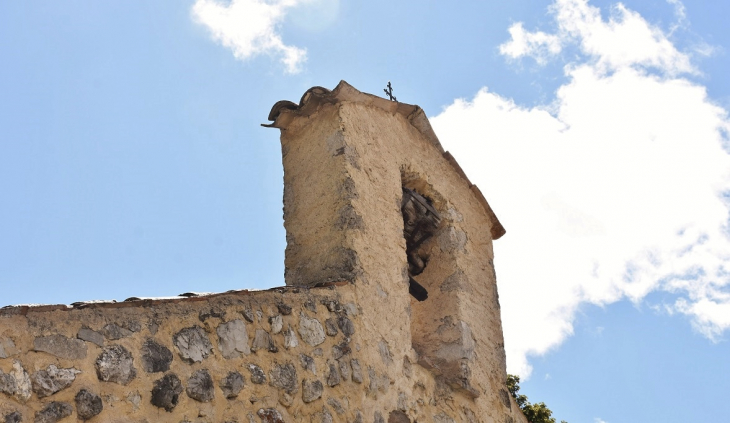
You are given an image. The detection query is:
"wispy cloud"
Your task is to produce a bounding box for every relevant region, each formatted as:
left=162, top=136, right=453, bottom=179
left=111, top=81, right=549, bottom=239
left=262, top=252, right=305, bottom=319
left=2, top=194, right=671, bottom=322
left=191, top=0, right=307, bottom=74
left=432, top=0, right=730, bottom=377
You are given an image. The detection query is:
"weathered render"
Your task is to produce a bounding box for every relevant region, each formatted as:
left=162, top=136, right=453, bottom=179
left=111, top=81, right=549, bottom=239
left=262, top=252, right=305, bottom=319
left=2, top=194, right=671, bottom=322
left=0, top=81, right=526, bottom=423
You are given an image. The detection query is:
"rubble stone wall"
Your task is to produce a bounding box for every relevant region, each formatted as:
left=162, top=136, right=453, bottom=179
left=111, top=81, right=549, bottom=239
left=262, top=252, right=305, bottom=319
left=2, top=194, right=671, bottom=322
left=1, top=283, right=525, bottom=423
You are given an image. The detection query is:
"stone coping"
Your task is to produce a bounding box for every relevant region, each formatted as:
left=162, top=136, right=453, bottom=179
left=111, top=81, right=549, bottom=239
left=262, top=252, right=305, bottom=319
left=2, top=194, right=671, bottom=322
left=0, top=282, right=349, bottom=316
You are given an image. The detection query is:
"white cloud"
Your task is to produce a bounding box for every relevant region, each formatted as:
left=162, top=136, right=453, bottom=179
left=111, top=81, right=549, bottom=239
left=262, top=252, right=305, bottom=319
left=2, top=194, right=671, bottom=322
left=432, top=0, right=730, bottom=378
left=500, top=23, right=563, bottom=65
left=499, top=0, right=694, bottom=75
left=192, top=0, right=307, bottom=74
left=595, top=418, right=609, bottom=423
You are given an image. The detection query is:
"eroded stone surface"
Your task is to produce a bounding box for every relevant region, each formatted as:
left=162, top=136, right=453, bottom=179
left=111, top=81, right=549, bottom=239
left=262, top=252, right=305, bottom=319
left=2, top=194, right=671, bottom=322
left=314, top=406, right=333, bottom=423
left=257, top=408, right=284, bottom=423
left=34, top=402, right=72, bottom=423
left=269, top=363, right=297, bottom=394
left=220, top=371, right=244, bottom=399
left=252, top=329, right=277, bottom=353
left=217, top=319, right=251, bottom=358
left=299, top=354, right=316, bottom=374
left=0, top=338, right=18, bottom=358
left=374, top=411, right=385, bottom=423
left=324, top=319, right=338, bottom=337
left=247, top=364, right=266, bottom=384
left=0, top=361, right=31, bottom=402
left=101, top=324, right=133, bottom=340
left=433, top=413, right=455, bottom=423
left=337, top=316, right=355, bottom=337
left=30, top=365, right=80, bottom=398
left=0, top=372, right=16, bottom=396
left=151, top=373, right=183, bottom=412
left=187, top=369, right=214, bottom=402
left=303, top=300, right=317, bottom=313
left=173, top=326, right=213, bottom=363
left=141, top=339, right=173, bottom=373
left=397, top=392, right=407, bottom=411
left=301, top=379, right=323, bottom=403
left=332, top=342, right=350, bottom=360
left=75, top=389, right=103, bottom=420
left=339, top=360, right=351, bottom=381
left=440, top=270, right=472, bottom=294
left=284, top=326, right=299, bottom=349
left=269, top=315, right=283, bottom=335
left=298, top=313, right=325, bottom=346
left=378, top=341, right=392, bottom=365
left=351, top=359, right=363, bottom=383
left=326, top=362, right=340, bottom=387
left=277, top=304, right=292, bottom=316
left=327, top=397, right=345, bottom=414
left=77, top=328, right=104, bottom=347
left=343, top=303, right=358, bottom=316
left=388, top=411, right=410, bottom=423
left=95, top=345, right=136, bottom=385
left=4, top=412, right=21, bottom=423
left=33, top=335, right=86, bottom=360
left=242, top=308, right=256, bottom=323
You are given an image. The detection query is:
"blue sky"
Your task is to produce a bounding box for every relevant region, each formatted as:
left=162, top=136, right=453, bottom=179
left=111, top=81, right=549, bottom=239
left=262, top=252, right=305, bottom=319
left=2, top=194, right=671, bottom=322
left=1, top=1, right=729, bottom=422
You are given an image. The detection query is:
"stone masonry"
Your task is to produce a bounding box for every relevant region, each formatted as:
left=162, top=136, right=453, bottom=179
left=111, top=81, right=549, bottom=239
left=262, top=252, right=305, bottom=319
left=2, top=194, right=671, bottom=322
left=0, top=81, right=527, bottom=423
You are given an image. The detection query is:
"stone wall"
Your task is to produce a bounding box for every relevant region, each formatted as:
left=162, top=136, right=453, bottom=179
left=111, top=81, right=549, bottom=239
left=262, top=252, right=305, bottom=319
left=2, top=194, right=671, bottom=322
left=0, top=286, right=355, bottom=422
left=1, top=283, right=525, bottom=423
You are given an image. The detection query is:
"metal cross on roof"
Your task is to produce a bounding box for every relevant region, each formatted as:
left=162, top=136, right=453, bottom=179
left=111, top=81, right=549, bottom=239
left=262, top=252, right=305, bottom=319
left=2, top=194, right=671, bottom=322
left=383, top=81, right=397, bottom=102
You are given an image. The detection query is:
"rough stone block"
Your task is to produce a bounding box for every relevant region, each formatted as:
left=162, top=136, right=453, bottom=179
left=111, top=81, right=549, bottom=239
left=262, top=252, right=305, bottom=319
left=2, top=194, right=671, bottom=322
left=75, top=389, right=103, bottom=420
left=187, top=369, right=214, bottom=402
left=298, top=313, right=325, bottom=346
left=141, top=339, right=173, bottom=373
left=257, top=408, right=284, bottom=423
left=34, top=402, right=72, bottom=423
left=299, top=353, right=316, bottom=374
left=277, top=303, right=293, bottom=315
left=101, top=324, right=133, bottom=340
left=324, top=318, right=338, bottom=336
left=30, top=365, right=80, bottom=398
left=301, top=379, right=323, bottom=403
left=0, top=338, right=18, bottom=358
left=0, top=361, right=31, bottom=402
left=151, top=373, right=183, bottom=412
left=220, top=371, right=244, bottom=399
left=217, top=319, right=251, bottom=358
left=3, top=412, right=21, bottom=423
left=173, top=326, right=213, bottom=363
left=326, top=362, right=340, bottom=387
left=33, top=335, right=87, bottom=360
left=350, top=359, right=363, bottom=383
left=337, top=316, right=355, bottom=337
left=269, top=362, right=297, bottom=394
left=77, top=327, right=104, bottom=347
left=247, top=363, right=266, bottom=384
left=95, top=345, right=136, bottom=385
left=252, top=329, right=277, bottom=353
left=269, top=315, right=283, bottom=335
left=284, top=325, right=299, bottom=349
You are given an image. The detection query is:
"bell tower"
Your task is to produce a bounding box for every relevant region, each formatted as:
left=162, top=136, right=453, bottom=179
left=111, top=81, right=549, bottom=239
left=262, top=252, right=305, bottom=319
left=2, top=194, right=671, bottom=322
left=265, top=81, right=510, bottom=409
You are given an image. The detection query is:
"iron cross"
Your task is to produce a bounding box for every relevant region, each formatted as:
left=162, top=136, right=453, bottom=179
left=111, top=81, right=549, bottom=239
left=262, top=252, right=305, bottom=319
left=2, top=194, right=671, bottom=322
left=383, top=81, right=397, bottom=102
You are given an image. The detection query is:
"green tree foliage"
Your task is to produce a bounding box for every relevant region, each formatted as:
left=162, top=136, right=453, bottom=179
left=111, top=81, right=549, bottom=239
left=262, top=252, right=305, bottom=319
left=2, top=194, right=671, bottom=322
left=506, top=375, right=567, bottom=423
